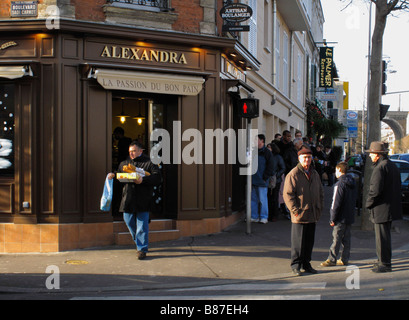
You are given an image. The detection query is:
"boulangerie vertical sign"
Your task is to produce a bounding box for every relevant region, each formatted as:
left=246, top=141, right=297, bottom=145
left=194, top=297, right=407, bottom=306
left=319, top=47, right=334, bottom=88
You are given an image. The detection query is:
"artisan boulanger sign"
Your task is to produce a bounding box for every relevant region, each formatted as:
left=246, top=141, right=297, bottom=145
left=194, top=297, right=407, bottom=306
left=100, top=45, right=188, bottom=65
left=220, top=3, right=252, bottom=32
left=319, top=47, right=334, bottom=88
left=220, top=3, right=252, bottom=22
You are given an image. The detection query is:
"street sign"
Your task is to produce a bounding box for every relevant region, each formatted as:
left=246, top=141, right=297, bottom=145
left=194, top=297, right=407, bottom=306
left=346, top=111, right=358, bottom=120
left=348, top=130, right=358, bottom=138
left=10, top=1, right=38, bottom=17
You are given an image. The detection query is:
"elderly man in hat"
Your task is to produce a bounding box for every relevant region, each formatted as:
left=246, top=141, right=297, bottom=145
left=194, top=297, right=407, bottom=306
left=365, top=141, right=402, bottom=273
left=283, top=144, right=324, bottom=276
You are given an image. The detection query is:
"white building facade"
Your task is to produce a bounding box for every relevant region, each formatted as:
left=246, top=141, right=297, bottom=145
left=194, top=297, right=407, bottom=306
left=236, top=0, right=325, bottom=142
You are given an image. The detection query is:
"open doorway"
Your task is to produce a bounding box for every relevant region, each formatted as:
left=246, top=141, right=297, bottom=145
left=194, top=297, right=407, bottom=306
left=111, top=92, right=178, bottom=220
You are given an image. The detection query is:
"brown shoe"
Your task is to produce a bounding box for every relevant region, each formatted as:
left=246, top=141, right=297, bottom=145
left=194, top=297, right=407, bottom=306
left=336, top=259, right=348, bottom=266
left=137, top=251, right=147, bottom=260
left=320, top=259, right=336, bottom=267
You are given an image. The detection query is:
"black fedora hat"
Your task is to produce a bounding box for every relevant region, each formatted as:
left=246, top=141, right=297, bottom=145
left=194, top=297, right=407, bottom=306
left=365, top=141, right=388, bottom=154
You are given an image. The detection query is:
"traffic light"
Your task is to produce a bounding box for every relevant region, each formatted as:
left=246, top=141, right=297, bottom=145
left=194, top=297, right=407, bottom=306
left=238, top=98, right=259, bottom=119
left=379, top=103, right=389, bottom=120
left=381, top=60, right=387, bottom=95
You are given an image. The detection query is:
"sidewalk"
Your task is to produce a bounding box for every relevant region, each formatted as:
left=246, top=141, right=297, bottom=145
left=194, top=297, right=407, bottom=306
left=1, top=186, right=409, bottom=296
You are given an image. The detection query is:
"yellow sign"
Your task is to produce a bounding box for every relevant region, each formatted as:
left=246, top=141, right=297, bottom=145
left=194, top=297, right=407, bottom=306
left=343, top=81, right=349, bottom=110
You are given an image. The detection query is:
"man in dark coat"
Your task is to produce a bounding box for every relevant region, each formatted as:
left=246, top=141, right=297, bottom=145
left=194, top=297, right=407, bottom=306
left=251, top=134, right=274, bottom=224
left=365, top=141, right=402, bottom=272
left=108, top=141, right=161, bottom=259
left=324, top=146, right=337, bottom=186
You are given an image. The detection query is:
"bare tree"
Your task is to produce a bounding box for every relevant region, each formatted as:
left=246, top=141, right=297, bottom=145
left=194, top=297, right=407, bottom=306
left=358, top=0, right=409, bottom=230
left=336, top=1, right=408, bottom=230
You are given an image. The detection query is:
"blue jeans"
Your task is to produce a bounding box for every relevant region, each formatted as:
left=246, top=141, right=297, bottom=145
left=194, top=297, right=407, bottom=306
left=123, top=211, right=149, bottom=252
left=251, top=186, right=268, bottom=221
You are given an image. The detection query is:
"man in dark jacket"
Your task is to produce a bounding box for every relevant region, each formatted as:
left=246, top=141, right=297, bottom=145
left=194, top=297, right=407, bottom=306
left=365, top=141, right=402, bottom=273
left=321, top=162, right=356, bottom=267
left=251, top=134, right=274, bottom=224
left=108, top=141, right=161, bottom=259
left=283, top=138, right=303, bottom=175
left=324, top=146, right=337, bottom=186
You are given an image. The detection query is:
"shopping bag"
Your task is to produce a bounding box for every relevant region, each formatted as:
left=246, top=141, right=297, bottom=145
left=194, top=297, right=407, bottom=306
left=100, top=174, right=113, bottom=212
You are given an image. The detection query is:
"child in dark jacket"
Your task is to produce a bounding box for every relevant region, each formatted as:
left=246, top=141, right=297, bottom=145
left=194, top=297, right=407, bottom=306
left=321, top=162, right=357, bottom=266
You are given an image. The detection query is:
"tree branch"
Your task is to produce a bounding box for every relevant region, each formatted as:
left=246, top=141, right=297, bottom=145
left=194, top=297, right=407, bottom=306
left=390, top=0, right=409, bottom=11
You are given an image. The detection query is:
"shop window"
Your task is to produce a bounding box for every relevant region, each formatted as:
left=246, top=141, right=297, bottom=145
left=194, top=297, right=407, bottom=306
left=106, top=0, right=173, bottom=12
left=0, top=83, right=14, bottom=177
left=104, top=0, right=177, bottom=28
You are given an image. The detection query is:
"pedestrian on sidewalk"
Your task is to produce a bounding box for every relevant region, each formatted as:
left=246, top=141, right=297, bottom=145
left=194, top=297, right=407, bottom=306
left=267, top=142, right=285, bottom=221
left=365, top=141, right=402, bottom=273
left=324, top=146, right=337, bottom=186
left=321, top=162, right=357, bottom=267
left=108, top=140, right=161, bottom=260
left=283, top=145, right=324, bottom=276
left=251, top=134, right=274, bottom=224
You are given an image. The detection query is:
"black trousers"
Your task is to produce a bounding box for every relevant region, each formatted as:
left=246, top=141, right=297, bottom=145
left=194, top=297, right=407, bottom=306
left=374, top=221, right=392, bottom=267
left=291, top=223, right=316, bottom=270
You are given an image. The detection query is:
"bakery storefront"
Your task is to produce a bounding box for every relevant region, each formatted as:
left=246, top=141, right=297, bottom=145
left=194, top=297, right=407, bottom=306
left=0, top=20, right=256, bottom=252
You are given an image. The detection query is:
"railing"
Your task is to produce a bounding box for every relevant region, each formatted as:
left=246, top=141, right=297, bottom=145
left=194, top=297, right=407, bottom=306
left=106, top=0, right=173, bottom=11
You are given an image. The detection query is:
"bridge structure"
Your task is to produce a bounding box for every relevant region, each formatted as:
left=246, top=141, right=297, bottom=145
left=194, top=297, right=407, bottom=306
left=353, top=110, right=408, bottom=154
left=383, top=111, right=408, bottom=141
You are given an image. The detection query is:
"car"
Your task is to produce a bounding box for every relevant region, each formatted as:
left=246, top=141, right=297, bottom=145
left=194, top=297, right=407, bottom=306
left=347, top=154, right=364, bottom=170
left=390, top=153, right=409, bottom=162
left=390, top=159, right=409, bottom=211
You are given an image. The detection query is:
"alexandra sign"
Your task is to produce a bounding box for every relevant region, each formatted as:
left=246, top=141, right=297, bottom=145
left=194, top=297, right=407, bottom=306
left=100, top=45, right=188, bottom=65
left=220, top=3, right=253, bottom=22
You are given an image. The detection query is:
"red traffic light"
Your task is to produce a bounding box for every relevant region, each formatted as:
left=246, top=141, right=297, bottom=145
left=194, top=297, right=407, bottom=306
left=238, top=98, right=259, bottom=118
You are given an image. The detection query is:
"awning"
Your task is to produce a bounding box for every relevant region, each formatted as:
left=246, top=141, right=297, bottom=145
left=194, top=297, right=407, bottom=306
left=0, top=66, right=33, bottom=79
left=89, top=68, right=205, bottom=96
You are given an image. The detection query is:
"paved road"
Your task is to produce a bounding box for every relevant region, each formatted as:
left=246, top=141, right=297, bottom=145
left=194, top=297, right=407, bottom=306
left=1, top=186, right=409, bottom=302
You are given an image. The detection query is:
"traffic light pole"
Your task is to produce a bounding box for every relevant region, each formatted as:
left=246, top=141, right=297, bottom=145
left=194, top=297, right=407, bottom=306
left=246, top=118, right=252, bottom=235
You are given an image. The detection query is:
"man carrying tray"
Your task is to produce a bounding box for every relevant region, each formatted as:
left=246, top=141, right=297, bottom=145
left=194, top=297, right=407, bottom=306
left=108, top=140, right=161, bottom=259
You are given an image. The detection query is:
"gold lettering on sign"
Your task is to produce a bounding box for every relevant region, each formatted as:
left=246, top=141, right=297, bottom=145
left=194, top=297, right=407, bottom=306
left=0, top=41, right=18, bottom=50
left=100, top=45, right=188, bottom=64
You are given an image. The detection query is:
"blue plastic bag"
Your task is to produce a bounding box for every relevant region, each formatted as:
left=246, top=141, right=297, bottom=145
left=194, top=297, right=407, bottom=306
left=100, top=174, right=113, bottom=212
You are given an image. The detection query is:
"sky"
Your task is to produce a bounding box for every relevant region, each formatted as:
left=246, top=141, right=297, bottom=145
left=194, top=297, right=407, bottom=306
left=321, top=0, right=409, bottom=112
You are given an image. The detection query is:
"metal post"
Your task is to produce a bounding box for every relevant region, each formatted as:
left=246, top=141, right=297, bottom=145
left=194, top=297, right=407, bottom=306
left=246, top=118, right=252, bottom=234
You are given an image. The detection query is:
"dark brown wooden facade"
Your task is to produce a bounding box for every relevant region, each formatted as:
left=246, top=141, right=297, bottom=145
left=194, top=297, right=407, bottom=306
left=0, top=20, right=253, bottom=252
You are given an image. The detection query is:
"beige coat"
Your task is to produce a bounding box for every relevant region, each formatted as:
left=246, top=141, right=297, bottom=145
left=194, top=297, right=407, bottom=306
left=283, top=163, right=324, bottom=224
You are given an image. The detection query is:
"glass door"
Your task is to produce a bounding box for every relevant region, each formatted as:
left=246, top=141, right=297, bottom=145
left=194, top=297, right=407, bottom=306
left=111, top=93, right=178, bottom=219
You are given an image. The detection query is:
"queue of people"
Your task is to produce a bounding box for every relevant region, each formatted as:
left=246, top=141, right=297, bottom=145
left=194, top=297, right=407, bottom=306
left=251, top=131, right=402, bottom=275
left=105, top=127, right=402, bottom=273
left=252, top=130, right=338, bottom=225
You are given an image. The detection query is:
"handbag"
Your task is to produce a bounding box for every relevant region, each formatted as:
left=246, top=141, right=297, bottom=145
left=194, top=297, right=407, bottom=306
left=100, top=174, right=113, bottom=212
